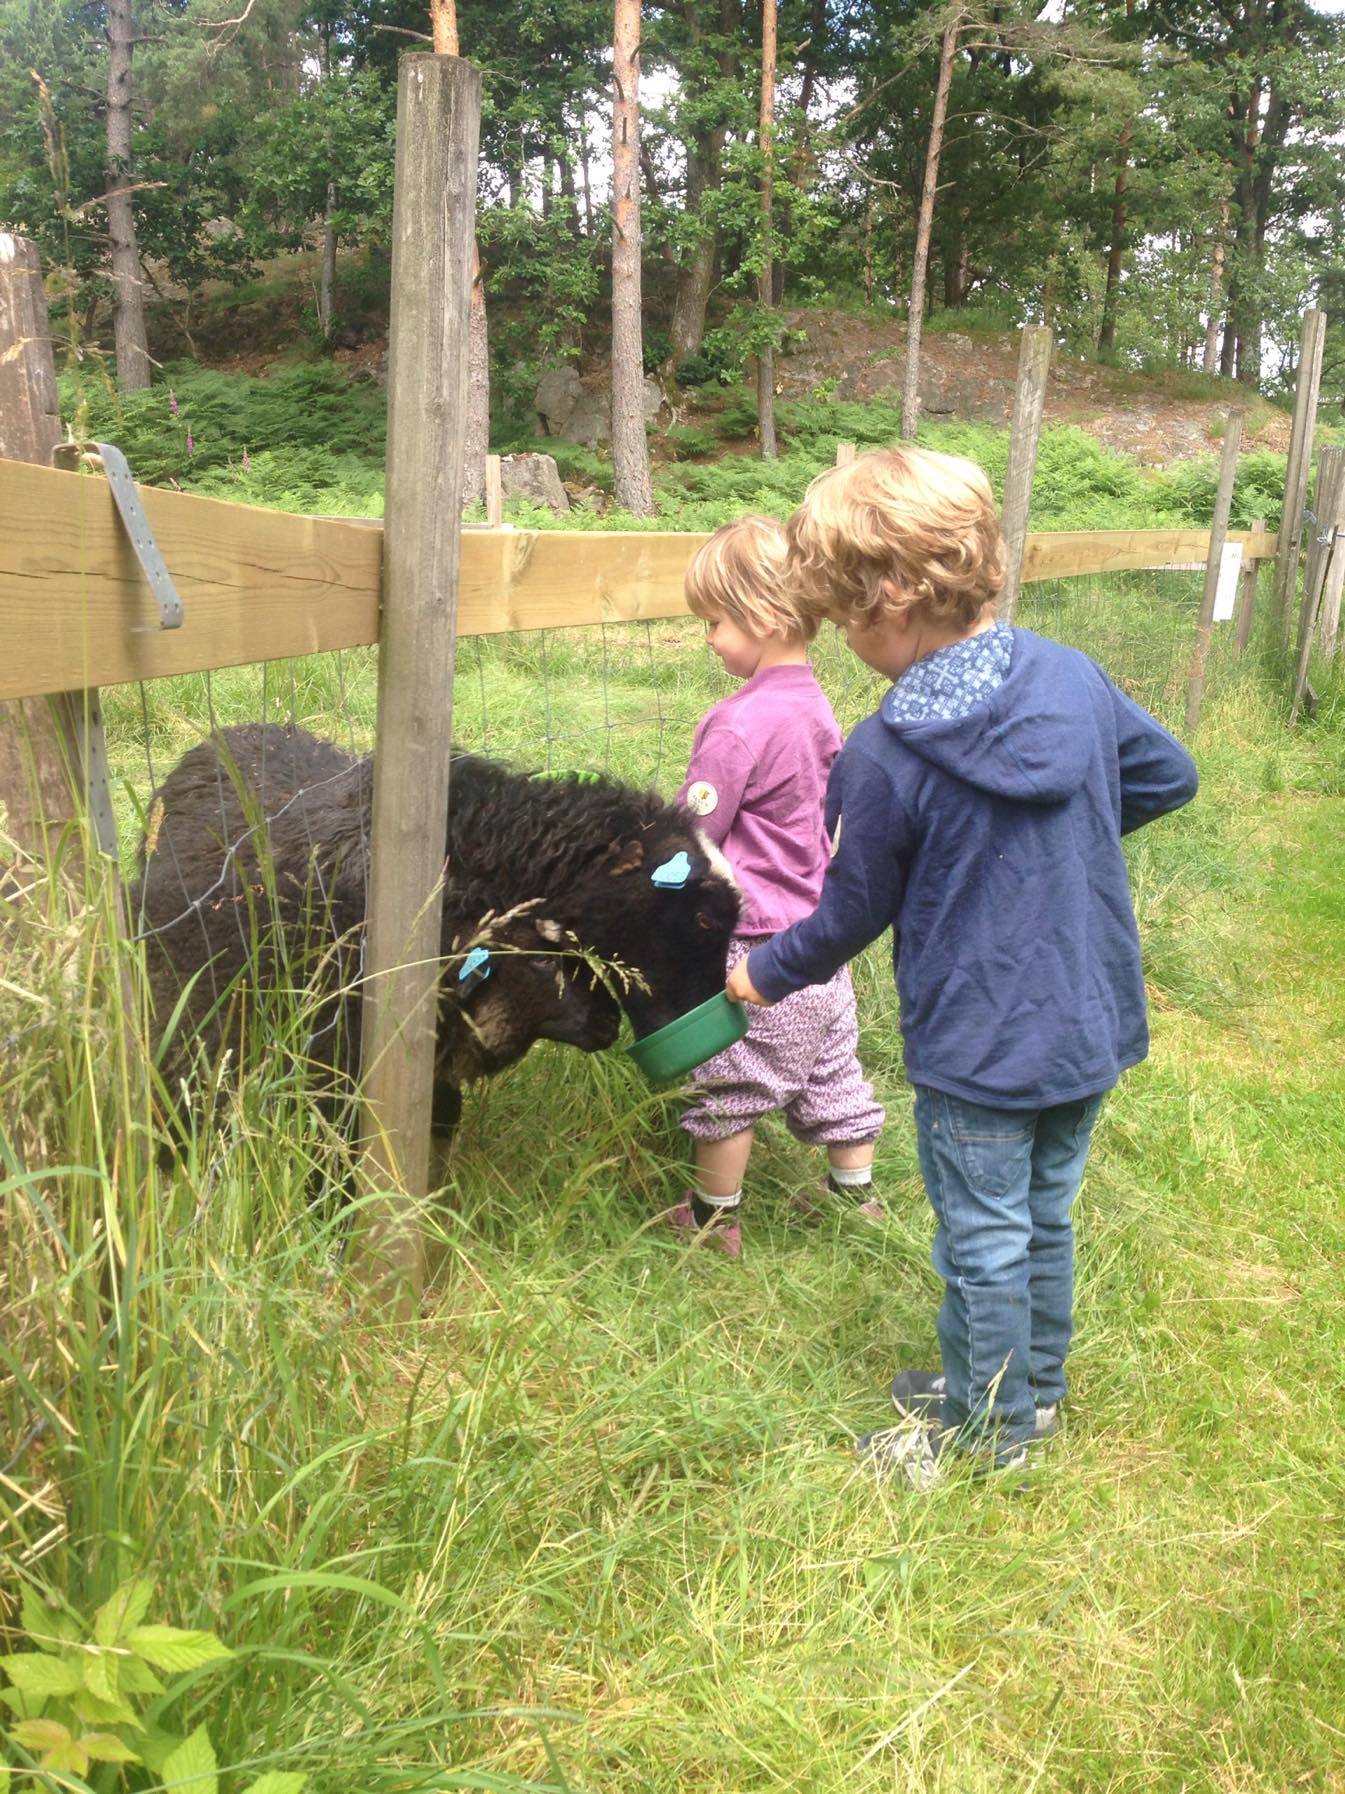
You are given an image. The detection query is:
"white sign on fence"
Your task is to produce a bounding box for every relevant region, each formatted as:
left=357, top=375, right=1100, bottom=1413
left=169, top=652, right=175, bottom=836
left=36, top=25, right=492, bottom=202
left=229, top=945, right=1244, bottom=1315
left=1212, top=541, right=1244, bottom=622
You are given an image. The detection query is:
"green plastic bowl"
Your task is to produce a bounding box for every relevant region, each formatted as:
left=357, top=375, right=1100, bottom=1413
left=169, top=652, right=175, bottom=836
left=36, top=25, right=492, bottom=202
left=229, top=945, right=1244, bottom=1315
left=625, top=990, right=750, bottom=1084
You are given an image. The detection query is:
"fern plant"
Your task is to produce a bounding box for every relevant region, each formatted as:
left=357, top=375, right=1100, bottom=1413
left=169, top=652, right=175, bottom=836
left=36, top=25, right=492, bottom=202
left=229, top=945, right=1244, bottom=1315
left=2, top=1580, right=302, bottom=1794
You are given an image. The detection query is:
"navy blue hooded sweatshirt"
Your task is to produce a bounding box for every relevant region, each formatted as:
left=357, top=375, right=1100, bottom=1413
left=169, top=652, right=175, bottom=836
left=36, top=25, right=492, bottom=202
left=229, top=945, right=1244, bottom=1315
left=746, top=627, right=1199, bottom=1109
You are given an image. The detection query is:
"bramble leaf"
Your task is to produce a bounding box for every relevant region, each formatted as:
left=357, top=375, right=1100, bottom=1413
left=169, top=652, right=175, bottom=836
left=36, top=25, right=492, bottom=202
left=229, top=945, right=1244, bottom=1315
left=21, top=1586, right=83, bottom=1654
left=120, top=1654, right=167, bottom=1695
left=70, top=1686, right=143, bottom=1728
left=1, top=1653, right=82, bottom=1698
left=126, top=1625, right=234, bottom=1674
left=81, top=1730, right=143, bottom=1763
left=42, top=1734, right=91, bottom=1774
left=94, top=1578, right=155, bottom=1646
left=12, top=1718, right=89, bottom=1774
left=0, top=1683, right=46, bottom=1720
left=10, top=1718, right=72, bottom=1753
left=83, top=1649, right=120, bottom=1704
left=139, top=1726, right=186, bottom=1773
left=161, top=1723, right=219, bottom=1794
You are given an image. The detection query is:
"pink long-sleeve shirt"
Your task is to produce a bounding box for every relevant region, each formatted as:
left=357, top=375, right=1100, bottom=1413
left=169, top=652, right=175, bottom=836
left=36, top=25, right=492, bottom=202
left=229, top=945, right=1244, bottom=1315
left=678, top=662, right=842, bottom=936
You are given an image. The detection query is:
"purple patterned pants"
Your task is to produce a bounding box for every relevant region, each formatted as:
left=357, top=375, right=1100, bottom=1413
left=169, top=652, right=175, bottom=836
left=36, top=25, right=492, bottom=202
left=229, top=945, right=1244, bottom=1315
left=681, top=938, right=886, bottom=1146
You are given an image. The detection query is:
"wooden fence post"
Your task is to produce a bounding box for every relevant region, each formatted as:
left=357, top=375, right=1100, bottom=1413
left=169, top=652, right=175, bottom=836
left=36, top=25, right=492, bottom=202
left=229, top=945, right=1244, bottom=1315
left=835, top=441, right=856, bottom=467
left=1274, top=307, right=1326, bottom=649
left=0, top=231, right=85, bottom=889
left=1184, top=407, right=1244, bottom=734
left=1289, top=445, right=1345, bottom=723
left=998, top=325, right=1053, bottom=621
left=355, top=53, right=481, bottom=1306
left=1234, top=516, right=1264, bottom=655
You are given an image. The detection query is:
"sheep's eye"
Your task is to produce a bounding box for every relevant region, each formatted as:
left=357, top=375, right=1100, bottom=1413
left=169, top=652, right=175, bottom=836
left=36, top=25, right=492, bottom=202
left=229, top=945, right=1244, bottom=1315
left=695, top=911, right=716, bottom=931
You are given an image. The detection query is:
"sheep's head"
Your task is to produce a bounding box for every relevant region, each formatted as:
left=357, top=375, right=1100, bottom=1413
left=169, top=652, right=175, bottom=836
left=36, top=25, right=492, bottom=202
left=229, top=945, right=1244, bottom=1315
left=436, top=905, right=621, bottom=1086
left=566, top=823, right=741, bottom=1038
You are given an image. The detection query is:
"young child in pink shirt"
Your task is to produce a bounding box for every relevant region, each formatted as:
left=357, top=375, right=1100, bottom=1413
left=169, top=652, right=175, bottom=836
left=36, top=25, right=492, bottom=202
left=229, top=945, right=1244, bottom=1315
left=671, top=516, right=885, bottom=1257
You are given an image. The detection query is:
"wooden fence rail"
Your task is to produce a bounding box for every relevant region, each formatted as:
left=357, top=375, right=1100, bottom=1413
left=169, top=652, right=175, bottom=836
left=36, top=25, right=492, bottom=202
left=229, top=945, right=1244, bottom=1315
left=0, top=456, right=1278, bottom=704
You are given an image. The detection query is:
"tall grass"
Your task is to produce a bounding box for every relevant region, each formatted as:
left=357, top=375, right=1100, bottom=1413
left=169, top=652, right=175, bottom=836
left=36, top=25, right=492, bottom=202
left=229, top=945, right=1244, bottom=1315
left=4, top=604, right=1345, bottom=1789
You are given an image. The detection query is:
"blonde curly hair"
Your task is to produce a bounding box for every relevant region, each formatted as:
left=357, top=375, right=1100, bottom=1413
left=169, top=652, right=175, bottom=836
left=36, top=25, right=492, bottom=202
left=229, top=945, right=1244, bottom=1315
left=785, top=447, right=1005, bottom=633
left=684, top=514, right=820, bottom=645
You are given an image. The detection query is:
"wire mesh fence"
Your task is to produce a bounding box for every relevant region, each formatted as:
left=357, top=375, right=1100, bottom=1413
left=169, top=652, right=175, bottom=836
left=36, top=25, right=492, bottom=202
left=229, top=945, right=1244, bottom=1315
left=99, top=559, right=1285, bottom=871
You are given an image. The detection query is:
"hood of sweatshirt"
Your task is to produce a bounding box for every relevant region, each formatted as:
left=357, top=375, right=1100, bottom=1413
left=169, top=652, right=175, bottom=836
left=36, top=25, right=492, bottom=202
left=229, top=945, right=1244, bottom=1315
left=880, top=626, right=1096, bottom=804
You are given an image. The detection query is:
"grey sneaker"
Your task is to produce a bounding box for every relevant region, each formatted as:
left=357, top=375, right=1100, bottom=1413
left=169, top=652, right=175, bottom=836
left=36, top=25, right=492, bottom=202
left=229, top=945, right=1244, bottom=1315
left=889, top=1370, right=1059, bottom=1440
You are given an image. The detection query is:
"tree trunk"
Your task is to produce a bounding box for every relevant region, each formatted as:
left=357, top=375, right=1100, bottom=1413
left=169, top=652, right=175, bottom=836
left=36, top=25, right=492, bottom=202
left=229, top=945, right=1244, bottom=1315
left=558, top=144, right=578, bottom=234
left=105, top=0, right=150, bottom=390
left=318, top=179, right=336, bottom=340
left=902, top=11, right=959, bottom=441
left=864, top=191, right=874, bottom=305
left=1096, top=130, right=1131, bottom=355
left=579, top=122, right=594, bottom=235
left=666, top=0, right=738, bottom=371
left=667, top=138, right=723, bottom=366
left=611, top=0, right=653, bottom=514
left=428, top=0, right=489, bottom=508
left=1202, top=196, right=1229, bottom=375
left=756, top=0, right=778, bottom=459
left=462, top=243, right=489, bottom=507
left=429, top=0, right=457, bottom=53
left=1096, top=0, right=1135, bottom=356
left=1219, top=309, right=1236, bottom=377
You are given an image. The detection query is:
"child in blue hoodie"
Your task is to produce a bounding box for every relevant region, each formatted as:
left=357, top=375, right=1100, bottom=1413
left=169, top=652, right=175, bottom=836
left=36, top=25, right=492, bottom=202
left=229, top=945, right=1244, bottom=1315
left=727, top=447, right=1198, bottom=1486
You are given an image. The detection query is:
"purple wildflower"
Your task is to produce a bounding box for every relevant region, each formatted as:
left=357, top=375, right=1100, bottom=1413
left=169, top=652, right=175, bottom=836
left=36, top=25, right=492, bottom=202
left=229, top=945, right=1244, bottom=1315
left=186, top=428, right=194, bottom=456
left=241, top=447, right=251, bottom=472
left=169, top=389, right=179, bottom=416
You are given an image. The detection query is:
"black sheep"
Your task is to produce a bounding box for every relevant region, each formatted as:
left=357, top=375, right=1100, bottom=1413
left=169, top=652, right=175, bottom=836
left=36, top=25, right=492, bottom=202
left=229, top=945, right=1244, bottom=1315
left=137, top=723, right=739, bottom=1131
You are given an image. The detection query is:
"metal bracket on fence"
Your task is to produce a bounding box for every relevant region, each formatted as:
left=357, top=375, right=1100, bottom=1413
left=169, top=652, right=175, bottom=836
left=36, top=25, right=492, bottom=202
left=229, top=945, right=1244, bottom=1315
left=52, top=440, right=184, bottom=629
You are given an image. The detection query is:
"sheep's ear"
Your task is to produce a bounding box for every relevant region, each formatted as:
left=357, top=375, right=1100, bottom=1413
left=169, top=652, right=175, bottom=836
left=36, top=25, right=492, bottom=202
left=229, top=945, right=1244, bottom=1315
left=604, top=838, right=645, bottom=877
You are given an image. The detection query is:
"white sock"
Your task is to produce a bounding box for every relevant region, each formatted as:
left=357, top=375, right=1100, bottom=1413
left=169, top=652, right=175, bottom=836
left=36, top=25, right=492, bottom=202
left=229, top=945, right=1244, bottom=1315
left=827, top=1163, right=873, bottom=1190
left=691, top=1184, right=742, bottom=1212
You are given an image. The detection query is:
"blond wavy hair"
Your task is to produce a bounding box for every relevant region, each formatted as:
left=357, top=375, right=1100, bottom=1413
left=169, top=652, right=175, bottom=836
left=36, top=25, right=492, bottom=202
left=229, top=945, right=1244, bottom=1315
left=785, top=447, right=1005, bottom=633
left=685, top=514, right=820, bottom=644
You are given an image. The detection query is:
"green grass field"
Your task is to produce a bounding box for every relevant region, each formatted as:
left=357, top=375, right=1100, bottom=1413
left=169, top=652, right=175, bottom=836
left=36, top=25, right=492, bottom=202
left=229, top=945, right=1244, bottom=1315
left=3, top=593, right=1344, bottom=1792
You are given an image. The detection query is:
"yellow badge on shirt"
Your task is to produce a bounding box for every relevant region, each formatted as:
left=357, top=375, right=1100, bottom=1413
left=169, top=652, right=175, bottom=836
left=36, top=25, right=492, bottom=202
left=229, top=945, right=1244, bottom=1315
left=686, top=780, right=719, bottom=817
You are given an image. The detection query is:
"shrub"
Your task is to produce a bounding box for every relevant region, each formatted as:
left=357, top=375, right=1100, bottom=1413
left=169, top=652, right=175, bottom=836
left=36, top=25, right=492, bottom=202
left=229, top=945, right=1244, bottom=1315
left=60, top=362, right=387, bottom=486
left=711, top=393, right=760, bottom=440
left=661, top=424, right=718, bottom=461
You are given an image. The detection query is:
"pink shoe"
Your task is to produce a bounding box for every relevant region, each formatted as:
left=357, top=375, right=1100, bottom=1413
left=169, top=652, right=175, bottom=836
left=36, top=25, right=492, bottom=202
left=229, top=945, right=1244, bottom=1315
left=791, top=1182, right=886, bottom=1225
left=667, top=1200, right=743, bottom=1258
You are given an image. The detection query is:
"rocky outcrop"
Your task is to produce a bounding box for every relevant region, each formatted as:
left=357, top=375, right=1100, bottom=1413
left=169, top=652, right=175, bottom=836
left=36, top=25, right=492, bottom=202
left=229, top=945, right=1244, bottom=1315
left=500, top=452, right=570, bottom=513
left=534, top=366, right=662, bottom=446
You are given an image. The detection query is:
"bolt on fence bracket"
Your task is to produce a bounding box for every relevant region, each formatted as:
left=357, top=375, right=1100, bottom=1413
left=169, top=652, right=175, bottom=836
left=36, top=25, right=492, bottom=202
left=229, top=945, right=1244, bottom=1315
left=52, top=440, right=185, bottom=630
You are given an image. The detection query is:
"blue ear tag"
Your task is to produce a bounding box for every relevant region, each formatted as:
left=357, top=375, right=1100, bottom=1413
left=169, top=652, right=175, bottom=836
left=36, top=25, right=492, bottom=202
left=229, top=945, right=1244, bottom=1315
left=457, top=946, right=492, bottom=993
left=650, top=850, right=692, bottom=890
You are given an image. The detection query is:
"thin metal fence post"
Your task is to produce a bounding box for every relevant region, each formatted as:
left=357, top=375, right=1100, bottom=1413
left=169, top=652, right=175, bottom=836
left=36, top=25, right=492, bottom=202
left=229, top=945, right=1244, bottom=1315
left=1184, top=407, right=1243, bottom=734
left=355, top=54, right=482, bottom=1307
left=998, top=325, right=1053, bottom=621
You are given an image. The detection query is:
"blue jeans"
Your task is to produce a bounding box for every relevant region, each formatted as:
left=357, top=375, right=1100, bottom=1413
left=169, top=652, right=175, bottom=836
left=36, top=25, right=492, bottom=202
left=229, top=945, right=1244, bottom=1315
left=913, top=1087, right=1104, bottom=1457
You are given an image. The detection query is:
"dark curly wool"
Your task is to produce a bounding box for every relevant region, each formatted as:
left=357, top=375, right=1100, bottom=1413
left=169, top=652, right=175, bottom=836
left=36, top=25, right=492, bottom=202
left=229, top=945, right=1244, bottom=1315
left=439, top=751, right=741, bottom=1035
left=137, top=724, right=739, bottom=1132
